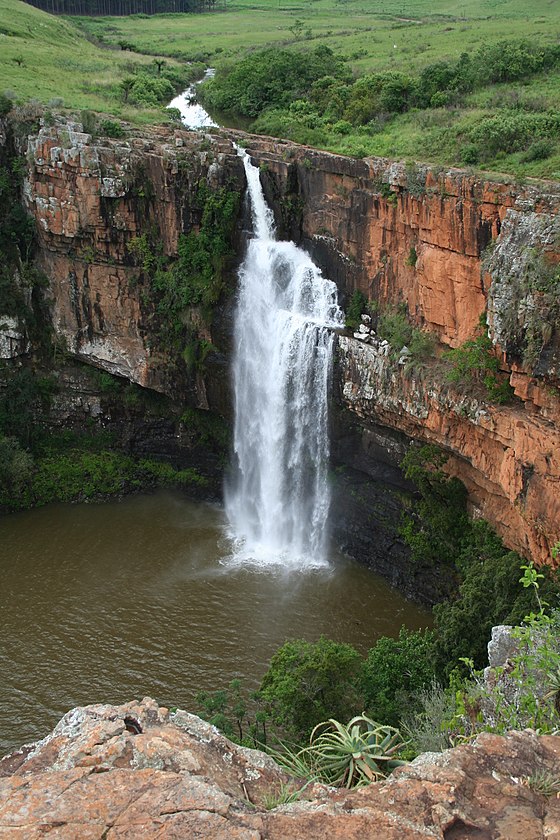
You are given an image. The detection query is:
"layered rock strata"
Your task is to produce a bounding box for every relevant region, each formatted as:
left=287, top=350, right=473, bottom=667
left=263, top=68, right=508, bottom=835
left=23, top=120, right=244, bottom=402
left=15, top=120, right=560, bottom=565
left=1, top=697, right=559, bottom=839
left=239, top=134, right=560, bottom=565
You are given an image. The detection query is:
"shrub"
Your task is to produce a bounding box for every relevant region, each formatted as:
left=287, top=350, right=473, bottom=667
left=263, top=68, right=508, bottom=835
left=362, top=627, right=436, bottom=727
left=520, top=139, right=554, bottom=163
left=128, top=74, right=175, bottom=107
left=273, top=715, right=406, bottom=788
left=399, top=444, right=469, bottom=570
left=0, top=434, right=33, bottom=506
left=99, top=119, right=125, bottom=139
left=258, top=636, right=364, bottom=740
left=465, top=111, right=560, bottom=161
left=405, top=247, right=417, bottom=268
left=378, top=304, right=413, bottom=351
left=201, top=46, right=350, bottom=119
left=345, top=289, right=368, bottom=330
left=444, top=317, right=513, bottom=403
left=80, top=109, right=96, bottom=136
left=0, top=94, right=13, bottom=117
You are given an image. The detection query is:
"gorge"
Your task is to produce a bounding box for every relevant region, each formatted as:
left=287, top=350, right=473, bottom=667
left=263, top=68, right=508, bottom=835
left=8, top=115, right=558, bottom=570
left=1, top=109, right=559, bottom=753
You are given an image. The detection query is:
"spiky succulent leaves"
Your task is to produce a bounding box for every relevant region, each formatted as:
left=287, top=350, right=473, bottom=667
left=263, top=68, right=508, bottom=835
left=309, top=714, right=406, bottom=788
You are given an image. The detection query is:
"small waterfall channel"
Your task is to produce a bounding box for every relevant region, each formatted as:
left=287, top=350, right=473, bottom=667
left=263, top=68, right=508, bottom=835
left=225, top=149, right=344, bottom=567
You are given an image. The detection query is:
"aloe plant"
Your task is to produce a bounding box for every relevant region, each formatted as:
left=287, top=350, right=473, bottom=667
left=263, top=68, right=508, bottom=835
left=270, top=714, right=407, bottom=789
left=309, top=714, right=406, bottom=788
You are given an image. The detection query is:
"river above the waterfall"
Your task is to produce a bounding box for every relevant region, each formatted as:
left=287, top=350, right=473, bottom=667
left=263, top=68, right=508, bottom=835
left=0, top=491, right=430, bottom=755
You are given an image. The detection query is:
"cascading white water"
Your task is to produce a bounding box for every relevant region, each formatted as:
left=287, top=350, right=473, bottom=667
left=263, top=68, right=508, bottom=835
left=225, top=149, right=344, bottom=567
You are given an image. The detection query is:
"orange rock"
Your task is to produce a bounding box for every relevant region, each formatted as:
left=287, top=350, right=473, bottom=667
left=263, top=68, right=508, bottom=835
left=1, top=698, right=559, bottom=839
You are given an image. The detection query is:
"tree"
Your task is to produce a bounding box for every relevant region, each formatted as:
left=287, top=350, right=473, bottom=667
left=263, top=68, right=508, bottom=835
left=362, top=627, right=436, bottom=727
left=258, top=636, right=364, bottom=740
left=120, top=77, right=135, bottom=104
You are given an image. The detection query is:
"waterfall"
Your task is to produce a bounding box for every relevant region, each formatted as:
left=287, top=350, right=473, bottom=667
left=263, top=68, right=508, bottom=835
left=225, top=149, right=343, bottom=567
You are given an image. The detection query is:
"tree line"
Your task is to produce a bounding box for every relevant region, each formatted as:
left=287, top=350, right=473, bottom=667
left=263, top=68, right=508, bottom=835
left=21, top=0, right=222, bottom=15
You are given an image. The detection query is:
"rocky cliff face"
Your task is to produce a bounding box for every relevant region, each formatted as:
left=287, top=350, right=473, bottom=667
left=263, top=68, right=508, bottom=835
left=241, top=134, right=560, bottom=566
left=14, top=119, right=560, bottom=568
left=23, top=119, right=244, bottom=405
left=1, top=697, right=559, bottom=839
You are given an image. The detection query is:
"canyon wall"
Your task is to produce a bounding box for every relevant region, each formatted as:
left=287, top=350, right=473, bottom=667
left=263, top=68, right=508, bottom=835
left=8, top=117, right=560, bottom=569
left=22, top=119, right=244, bottom=405
left=244, top=134, right=560, bottom=567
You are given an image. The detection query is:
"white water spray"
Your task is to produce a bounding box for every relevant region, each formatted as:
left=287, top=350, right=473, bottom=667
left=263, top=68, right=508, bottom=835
left=225, top=149, right=343, bottom=567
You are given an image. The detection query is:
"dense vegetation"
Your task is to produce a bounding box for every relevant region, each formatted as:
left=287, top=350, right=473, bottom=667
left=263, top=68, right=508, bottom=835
left=202, top=38, right=560, bottom=174
left=195, top=448, right=560, bottom=775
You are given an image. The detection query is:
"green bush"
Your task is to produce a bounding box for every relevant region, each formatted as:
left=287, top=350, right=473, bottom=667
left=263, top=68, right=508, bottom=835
left=345, top=289, right=368, bottom=330
left=258, top=636, right=364, bottom=740
left=377, top=304, right=413, bottom=351
left=400, top=445, right=560, bottom=677
left=0, top=94, right=13, bottom=117
left=0, top=434, right=33, bottom=506
left=80, top=109, right=96, bottom=136
left=273, top=714, right=406, bottom=788
left=128, top=183, right=240, bottom=352
left=128, top=73, right=175, bottom=107
left=0, top=368, right=55, bottom=449
left=465, top=111, right=560, bottom=161
left=400, top=444, right=469, bottom=570
left=99, top=119, right=125, bottom=139
left=444, top=315, right=513, bottom=403
left=200, top=46, right=350, bottom=119
left=362, top=628, right=436, bottom=727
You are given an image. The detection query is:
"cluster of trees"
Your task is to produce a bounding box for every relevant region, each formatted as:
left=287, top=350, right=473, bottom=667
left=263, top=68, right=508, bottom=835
left=200, top=45, right=351, bottom=119
left=21, top=0, right=223, bottom=15
left=204, top=39, right=560, bottom=161
left=207, top=40, right=560, bottom=126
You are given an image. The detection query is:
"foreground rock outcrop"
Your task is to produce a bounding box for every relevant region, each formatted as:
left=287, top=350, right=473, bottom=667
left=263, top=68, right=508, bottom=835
left=1, top=698, right=559, bottom=839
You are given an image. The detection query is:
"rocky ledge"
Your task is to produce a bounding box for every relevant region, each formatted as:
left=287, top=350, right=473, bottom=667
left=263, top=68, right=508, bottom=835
left=1, top=698, right=559, bottom=839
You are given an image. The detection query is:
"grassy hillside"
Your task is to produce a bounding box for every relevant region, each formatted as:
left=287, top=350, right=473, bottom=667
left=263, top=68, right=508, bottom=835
left=72, top=0, right=559, bottom=74
left=0, top=0, right=193, bottom=123
left=1, top=0, right=559, bottom=176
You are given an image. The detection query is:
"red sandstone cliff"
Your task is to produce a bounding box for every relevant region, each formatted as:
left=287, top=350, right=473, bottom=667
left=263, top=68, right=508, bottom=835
left=24, top=119, right=243, bottom=399
left=240, top=134, right=560, bottom=566
left=18, top=119, right=560, bottom=566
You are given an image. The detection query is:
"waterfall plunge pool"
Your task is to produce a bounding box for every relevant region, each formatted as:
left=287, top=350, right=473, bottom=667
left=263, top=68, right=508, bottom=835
left=0, top=491, right=430, bottom=755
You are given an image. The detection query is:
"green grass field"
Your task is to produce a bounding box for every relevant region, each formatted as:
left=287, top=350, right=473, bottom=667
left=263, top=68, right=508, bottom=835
left=72, top=0, right=560, bottom=75
left=0, top=0, right=189, bottom=123
left=1, top=0, right=559, bottom=176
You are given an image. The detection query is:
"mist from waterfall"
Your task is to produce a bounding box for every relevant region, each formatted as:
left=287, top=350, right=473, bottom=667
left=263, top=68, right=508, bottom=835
left=225, top=148, right=343, bottom=568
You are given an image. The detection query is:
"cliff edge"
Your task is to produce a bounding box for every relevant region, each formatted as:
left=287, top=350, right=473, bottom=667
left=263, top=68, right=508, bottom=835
left=1, top=697, right=559, bottom=839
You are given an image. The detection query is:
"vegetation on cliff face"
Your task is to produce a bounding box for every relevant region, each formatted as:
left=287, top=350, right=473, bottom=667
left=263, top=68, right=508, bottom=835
left=127, top=180, right=240, bottom=373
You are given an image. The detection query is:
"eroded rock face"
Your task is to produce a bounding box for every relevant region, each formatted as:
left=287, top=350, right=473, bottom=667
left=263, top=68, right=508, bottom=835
left=17, top=122, right=560, bottom=565
left=239, top=134, right=560, bottom=566
left=1, top=697, right=559, bottom=839
left=337, top=335, right=560, bottom=566
left=24, top=120, right=244, bottom=399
